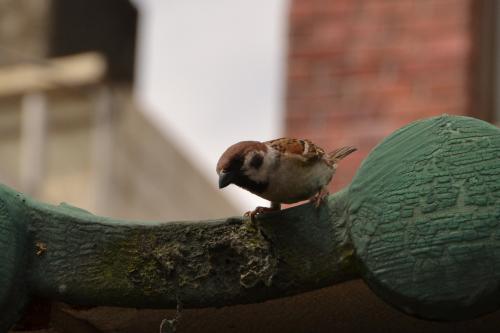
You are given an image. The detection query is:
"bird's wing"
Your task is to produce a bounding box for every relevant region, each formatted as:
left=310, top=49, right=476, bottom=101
left=327, top=146, right=357, bottom=165
left=266, top=138, right=325, bottom=163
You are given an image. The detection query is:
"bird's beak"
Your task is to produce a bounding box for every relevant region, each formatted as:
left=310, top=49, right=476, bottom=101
left=218, top=171, right=233, bottom=189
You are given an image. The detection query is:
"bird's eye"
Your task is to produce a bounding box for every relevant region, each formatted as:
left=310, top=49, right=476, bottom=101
left=249, top=154, right=263, bottom=169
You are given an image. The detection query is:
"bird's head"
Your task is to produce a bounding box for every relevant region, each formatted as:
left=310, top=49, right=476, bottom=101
left=216, top=141, right=269, bottom=191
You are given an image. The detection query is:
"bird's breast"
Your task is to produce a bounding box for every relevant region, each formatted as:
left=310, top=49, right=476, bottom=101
left=260, top=159, right=334, bottom=204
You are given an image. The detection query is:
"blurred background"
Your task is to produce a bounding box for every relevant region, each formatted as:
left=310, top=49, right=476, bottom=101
left=3, top=0, right=500, bottom=332
left=0, top=0, right=288, bottom=220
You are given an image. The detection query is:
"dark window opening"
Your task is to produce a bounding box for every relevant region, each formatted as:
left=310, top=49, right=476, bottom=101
left=49, top=0, right=138, bottom=83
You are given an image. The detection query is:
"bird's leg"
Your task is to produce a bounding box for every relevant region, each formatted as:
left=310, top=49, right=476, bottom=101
left=310, top=187, right=329, bottom=208
left=270, top=201, right=281, bottom=211
left=244, top=207, right=273, bottom=224
left=244, top=202, right=281, bottom=223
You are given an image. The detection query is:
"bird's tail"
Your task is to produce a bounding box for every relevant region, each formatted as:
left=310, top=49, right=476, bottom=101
left=327, top=146, right=357, bottom=165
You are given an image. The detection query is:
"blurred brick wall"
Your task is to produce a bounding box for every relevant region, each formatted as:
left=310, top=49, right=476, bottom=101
left=286, top=0, right=476, bottom=191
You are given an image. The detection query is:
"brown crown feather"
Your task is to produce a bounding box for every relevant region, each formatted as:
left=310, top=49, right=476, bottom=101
left=216, top=141, right=267, bottom=174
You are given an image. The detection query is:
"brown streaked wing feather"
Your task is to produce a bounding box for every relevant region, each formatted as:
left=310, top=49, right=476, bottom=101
left=302, top=139, right=325, bottom=159
left=267, top=138, right=303, bottom=154
left=266, top=138, right=324, bottom=163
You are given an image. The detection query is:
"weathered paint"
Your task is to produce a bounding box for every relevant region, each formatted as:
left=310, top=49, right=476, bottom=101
left=0, top=182, right=355, bottom=330
left=350, top=115, right=500, bottom=320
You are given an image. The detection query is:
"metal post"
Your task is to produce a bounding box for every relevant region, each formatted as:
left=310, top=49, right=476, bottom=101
left=20, top=92, right=48, bottom=197
left=92, top=85, right=115, bottom=214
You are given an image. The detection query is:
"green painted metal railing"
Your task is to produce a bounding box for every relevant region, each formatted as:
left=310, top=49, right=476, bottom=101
left=1, top=115, right=500, bottom=331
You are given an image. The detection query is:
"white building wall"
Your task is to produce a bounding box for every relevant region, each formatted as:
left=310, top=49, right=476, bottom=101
left=133, top=0, right=288, bottom=210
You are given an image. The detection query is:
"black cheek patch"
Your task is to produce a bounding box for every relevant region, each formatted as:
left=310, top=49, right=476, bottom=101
left=249, top=154, right=263, bottom=169
left=234, top=174, right=268, bottom=194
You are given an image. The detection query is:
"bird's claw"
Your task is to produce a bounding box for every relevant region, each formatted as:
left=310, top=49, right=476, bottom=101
left=244, top=206, right=277, bottom=223
left=311, top=188, right=329, bottom=208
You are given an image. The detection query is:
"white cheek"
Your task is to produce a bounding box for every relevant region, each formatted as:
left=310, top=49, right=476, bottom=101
left=245, top=166, right=268, bottom=183
left=243, top=151, right=276, bottom=183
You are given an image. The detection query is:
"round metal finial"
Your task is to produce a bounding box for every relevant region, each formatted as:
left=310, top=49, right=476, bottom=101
left=349, top=115, right=500, bottom=320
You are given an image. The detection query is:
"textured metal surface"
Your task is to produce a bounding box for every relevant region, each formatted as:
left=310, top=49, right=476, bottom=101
left=0, top=182, right=356, bottom=331
left=0, top=188, right=29, bottom=332
left=349, top=115, right=500, bottom=320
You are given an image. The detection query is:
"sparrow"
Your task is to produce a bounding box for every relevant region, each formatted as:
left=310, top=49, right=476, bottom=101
left=216, top=138, right=356, bottom=219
